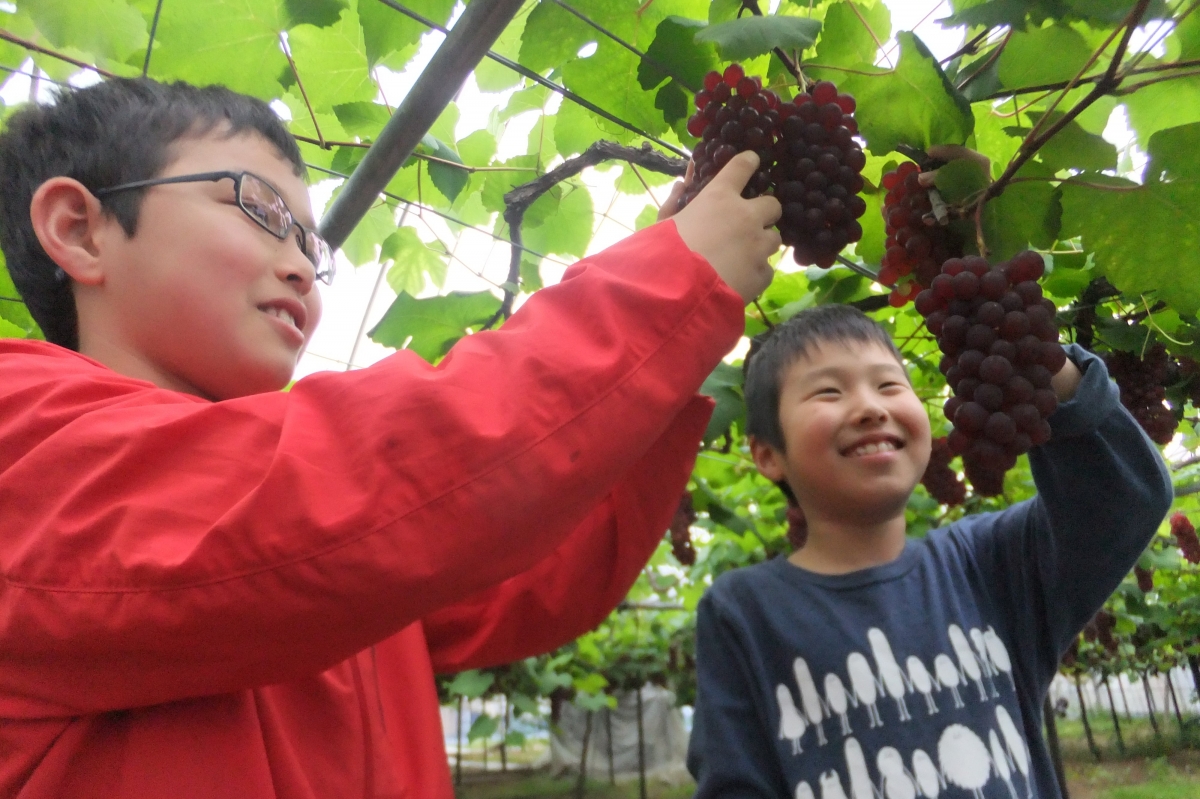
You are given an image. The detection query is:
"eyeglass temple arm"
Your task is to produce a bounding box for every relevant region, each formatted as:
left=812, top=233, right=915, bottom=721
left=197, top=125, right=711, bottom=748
left=92, top=171, right=239, bottom=198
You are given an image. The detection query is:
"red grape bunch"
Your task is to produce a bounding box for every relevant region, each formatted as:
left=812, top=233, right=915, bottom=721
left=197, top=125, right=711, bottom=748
left=920, top=436, right=966, bottom=506
left=1103, top=343, right=1178, bottom=445
left=914, top=250, right=1063, bottom=496
left=1133, top=565, right=1155, bottom=592
left=683, top=65, right=868, bottom=268
left=1171, top=512, right=1200, bottom=565
left=685, top=64, right=777, bottom=205
left=669, top=493, right=697, bottom=566
left=880, top=161, right=965, bottom=307
left=770, top=79, right=867, bottom=268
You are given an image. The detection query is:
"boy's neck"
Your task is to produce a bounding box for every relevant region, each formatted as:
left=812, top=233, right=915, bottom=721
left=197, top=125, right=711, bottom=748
left=787, top=512, right=908, bottom=575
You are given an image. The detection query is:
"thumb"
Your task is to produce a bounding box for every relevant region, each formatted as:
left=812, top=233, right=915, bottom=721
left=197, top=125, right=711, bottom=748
left=708, top=150, right=760, bottom=192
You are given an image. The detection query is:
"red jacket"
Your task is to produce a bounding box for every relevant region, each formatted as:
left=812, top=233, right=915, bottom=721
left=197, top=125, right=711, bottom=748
left=0, top=221, right=743, bottom=798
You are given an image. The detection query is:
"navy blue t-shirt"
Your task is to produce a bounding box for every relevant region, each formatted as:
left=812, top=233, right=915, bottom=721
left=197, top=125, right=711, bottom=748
left=687, top=346, right=1173, bottom=799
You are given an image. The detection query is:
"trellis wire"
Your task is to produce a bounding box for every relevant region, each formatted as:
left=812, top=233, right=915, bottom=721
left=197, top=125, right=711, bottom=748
left=372, top=0, right=688, bottom=158
left=142, top=0, right=166, bottom=78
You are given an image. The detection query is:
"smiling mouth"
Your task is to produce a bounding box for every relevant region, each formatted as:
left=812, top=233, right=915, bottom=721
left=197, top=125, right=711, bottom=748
left=845, top=439, right=904, bottom=457
left=261, top=305, right=299, bottom=330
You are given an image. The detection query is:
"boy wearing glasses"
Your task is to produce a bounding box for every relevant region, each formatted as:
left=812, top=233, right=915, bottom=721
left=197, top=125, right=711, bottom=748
left=0, top=79, right=780, bottom=798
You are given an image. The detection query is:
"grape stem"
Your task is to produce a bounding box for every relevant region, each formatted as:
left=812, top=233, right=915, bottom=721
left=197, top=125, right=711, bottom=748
left=486, top=140, right=688, bottom=329
left=739, top=0, right=803, bottom=83
left=955, top=30, right=1012, bottom=93
left=974, top=0, right=1153, bottom=231
left=0, top=28, right=118, bottom=79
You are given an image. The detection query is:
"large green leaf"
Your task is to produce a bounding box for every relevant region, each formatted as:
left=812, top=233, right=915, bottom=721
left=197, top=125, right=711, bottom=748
left=1024, top=112, right=1117, bottom=173
left=285, top=0, right=348, bottom=27
left=980, top=162, right=1061, bottom=260
left=448, top=669, right=495, bottom=698
left=694, top=15, right=821, bottom=61
left=382, top=227, right=448, bottom=296
left=23, top=0, right=148, bottom=63
left=357, top=0, right=455, bottom=66
left=1061, top=161, right=1200, bottom=315
left=339, top=200, right=397, bottom=266
left=638, top=16, right=717, bottom=93
left=562, top=39, right=669, bottom=143
left=997, top=24, right=1095, bottom=91
left=518, top=0, right=592, bottom=75
left=699, top=361, right=745, bottom=444
left=812, top=0, right=891, bottom=69
left=287, top=6, right=375, bottom=112
left=522, top=183, right=594, bottom=259
left=151, top=0, right=287, bottom=100
left=369, top=290, right=502, bottom=361
left=813, top=32, right=973, bottom=156
left=1123, top=76, right=1200, bottom=148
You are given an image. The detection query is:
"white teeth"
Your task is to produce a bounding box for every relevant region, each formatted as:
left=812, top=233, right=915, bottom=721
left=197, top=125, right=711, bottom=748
left=264, top=307, right=297, bottom=328
left=850, top=440, right=897, bottom=457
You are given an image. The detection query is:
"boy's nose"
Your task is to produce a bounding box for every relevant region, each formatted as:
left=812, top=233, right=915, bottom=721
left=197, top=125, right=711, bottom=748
left=277, top=237, right=317, bottom=294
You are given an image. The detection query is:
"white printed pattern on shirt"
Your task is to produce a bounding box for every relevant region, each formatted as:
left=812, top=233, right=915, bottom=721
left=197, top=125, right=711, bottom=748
left=776, top=625, right=1032, bottom=799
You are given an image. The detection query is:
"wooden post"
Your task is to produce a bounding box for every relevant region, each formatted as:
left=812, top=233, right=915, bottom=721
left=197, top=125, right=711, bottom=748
left=605, top=706, right=616, bottom=785
left=1075, top=674, right=1101, bottom=761
left=1117, top=674, right=1133, bottom=721
left=1104, top=676, right=1126, bottom=755
left=1167, top=667, right=1187, bottom=735
left=456, top=696, right=464, bottom=785
left=636, top=687, right=647, bottom=799
left=575, top=710, right=593, bottom=799
left=1141, top=671, right=1160, bottom=737
left=1043, top=694, right=1070, bottom=798
left=500, top=694, right=509, bottom=772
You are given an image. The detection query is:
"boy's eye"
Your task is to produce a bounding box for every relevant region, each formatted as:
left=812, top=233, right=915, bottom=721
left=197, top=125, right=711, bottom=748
left=244, top=200, right=272, bottom=226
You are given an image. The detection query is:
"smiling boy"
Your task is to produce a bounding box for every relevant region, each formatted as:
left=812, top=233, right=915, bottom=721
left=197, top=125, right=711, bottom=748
left=687, top=305, right=1172, bottom=799
left=0, top=79, right=781, bottom=798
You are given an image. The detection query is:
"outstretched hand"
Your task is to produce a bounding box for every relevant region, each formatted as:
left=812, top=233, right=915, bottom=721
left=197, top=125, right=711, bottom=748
left=668, top=152, right=781, bottom=303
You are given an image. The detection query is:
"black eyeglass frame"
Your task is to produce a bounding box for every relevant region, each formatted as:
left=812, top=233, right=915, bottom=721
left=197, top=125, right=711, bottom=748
left=91, top=170, right=335, bottom=285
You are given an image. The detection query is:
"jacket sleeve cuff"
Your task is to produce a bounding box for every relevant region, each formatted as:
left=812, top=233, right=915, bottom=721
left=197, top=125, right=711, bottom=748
left=1046, top=344, right=1121, bottom=439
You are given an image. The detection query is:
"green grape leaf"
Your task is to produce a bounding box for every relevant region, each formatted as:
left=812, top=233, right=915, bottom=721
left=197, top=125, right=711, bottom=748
left=1061, top=164, right=1200, bottom=315
left=699, top=361, right=745, bottom=444
left=511, top=692, right=540, bottom=717
left=151, top=0, right=287, bottom=100
left=369, top=290, right=502, bottom=361
left=457, top=130, right=497, bottom=167
left=554, top=101, right=609, bottom=157
left=517, top=0, right=591, bottom=75
left=638, top=16, right=717, bottom=93
left=339, top=199, right=396, bottom=266
left=997, top=24, right=1094, bottom=91
left=284, top=0, right=349, bottom=27
left=1146, top=121, right=1200, bottom=182
left=635, top=204, right=660, bottom=230
left=1023, top=112, right=1117, bottom=173
left=939, top=0, right=1038, bottom=29
left=981, top=162, right=1061, bottom=260
left=333, top=101, right=391, bottom=139
left=504, top=730, right=527, bottom=747
left=0, top=317, right=27, bottom=340
left=357, top=0, right=455, bottom=66
left=420, top=134, right=468, bottom=203
left=466, top=714, right=498, bottom=742
left=287, top=6, right=375, bottom=112
left=694, top=15, right=821, bottom=61
left=448, top=669, right=495, bottom=698
left=562, top=40, right=668, bottom=143
left=473, top=11, right=526, bottom=92
left=23, top=0, right=148, bottom=63
left=382, top=227, right=448, bottom=295
left=813, top=0, right=891, bottom=69
left=813, top=32, right=973, bottom=156
left=522, top=184, right=594, bottom=259
left=1123, top=77, right=1200, bottom=149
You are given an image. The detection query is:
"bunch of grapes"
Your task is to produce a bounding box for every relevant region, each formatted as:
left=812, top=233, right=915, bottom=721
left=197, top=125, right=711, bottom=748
left=1083, top=609, right=1119, bottom=655
left=879, top=161, right=965, bottom=307
left=1171, top=512, right=1200, bottom=565
left=920, top=436, right=966, bottom=506
left=914, top=250, right=1063, bottom=496
left=684, top=65, right=867, bottom=268
left=1104, top=344, right=1178, bottom=445
left=669, top=493, right=697, bottom=566
left=1133, top=565, right=1155, bottom=593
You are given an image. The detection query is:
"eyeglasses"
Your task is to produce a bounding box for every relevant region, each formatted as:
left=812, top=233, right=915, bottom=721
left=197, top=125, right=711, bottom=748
left=92, top=170, right=335, bottom=285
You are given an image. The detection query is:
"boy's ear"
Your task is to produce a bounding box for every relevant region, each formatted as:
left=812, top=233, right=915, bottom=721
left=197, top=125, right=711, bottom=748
left=29, top=177, right=111, bottom=286
left=748, top=435, right=787, bottom=482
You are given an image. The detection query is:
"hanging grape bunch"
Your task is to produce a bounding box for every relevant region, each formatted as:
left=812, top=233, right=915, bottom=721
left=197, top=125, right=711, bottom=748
left=920, top=436, right=966, bottom=506
left=1133, top=565, right=1154, bottom=592
left=683, top=65, right=867, bottom=268
left=914, top=250, right=1063, bottom=496
left=1103, top=343, right=1178, bottom=445
left=669, top=492, right=697, bottom=566
left=879, top=161, right=965, bottom=308
left=1171, top=512, right=1200, bottom=565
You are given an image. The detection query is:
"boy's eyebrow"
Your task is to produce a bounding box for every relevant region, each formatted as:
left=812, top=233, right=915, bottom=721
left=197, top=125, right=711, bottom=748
left=795, top=361, right=907, bottom=383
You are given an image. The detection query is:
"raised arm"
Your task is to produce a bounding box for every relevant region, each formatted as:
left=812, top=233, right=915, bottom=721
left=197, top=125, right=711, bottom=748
left=0, top=220, right=743, bottom=716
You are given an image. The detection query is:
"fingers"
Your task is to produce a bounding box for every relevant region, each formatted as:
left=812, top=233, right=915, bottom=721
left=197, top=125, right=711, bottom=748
left=658, top=181, right=687, bottom=222
left=708, top=150, right=760, bottom=191
left=748, top=194, right=782, bottom=227
left=684, top=159, right=695, bottom=187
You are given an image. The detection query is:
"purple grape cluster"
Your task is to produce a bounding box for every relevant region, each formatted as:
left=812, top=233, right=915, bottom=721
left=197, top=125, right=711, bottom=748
left=915, top=251, right=1064, bottom=496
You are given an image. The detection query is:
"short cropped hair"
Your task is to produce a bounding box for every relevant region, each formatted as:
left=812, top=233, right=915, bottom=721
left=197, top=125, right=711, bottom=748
left=0, top=78, right=304, bottom=350
left=745, top=304, right=905, bottom=451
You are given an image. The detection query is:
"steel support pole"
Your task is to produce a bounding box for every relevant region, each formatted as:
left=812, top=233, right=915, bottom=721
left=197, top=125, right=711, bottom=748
left=318, top=0, right=526, bottom=249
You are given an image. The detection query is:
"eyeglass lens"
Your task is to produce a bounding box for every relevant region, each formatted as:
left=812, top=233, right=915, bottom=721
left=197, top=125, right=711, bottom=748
left=237, top=174, right=335, bottom=285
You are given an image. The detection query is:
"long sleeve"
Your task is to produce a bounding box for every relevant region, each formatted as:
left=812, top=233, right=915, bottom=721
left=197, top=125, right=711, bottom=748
left=687, top=591, right=788, bottom=799
left=0, top=220, right=744, bottom=717
left=422, top=394, right=712, bottom=674
left=960, top=344, right=1174, bottom=687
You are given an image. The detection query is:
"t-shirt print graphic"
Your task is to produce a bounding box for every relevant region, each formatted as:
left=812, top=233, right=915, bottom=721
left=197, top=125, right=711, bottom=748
left=774, top=626, right=1034, bottom=799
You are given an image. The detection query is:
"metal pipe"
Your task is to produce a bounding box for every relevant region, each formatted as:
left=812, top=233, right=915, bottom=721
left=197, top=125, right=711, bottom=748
left=318, top=0, right=526, bottom=249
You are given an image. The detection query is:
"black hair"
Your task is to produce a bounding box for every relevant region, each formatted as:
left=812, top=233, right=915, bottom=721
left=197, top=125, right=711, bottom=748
left=0, top=78, right=305, bottom=350
left=744, top=304, right=905, bottom=453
